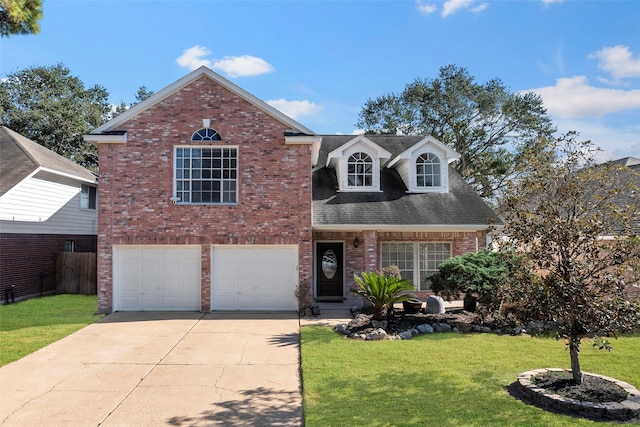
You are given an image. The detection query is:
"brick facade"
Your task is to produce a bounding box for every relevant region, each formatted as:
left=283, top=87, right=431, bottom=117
left=313, top=230, right=487, bottom=302
left=96, top=76, right=313, bottom=313
left=0, top=233, right=96, bottom=301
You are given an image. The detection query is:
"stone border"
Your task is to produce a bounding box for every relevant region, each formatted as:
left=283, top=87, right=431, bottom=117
left=516, top=368, right=640, bottom=421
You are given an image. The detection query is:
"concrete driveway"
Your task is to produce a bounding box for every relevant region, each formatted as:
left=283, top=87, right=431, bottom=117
left=0, top=312, right=302, bottom=426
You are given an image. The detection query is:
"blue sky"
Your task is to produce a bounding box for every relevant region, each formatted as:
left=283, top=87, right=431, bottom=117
left=1, top=0, right=639, bottom=161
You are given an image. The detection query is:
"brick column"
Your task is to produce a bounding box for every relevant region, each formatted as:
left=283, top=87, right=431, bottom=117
left=362, top=230, right=378, bottom=272
left=200, top=244, right=211, bottom=312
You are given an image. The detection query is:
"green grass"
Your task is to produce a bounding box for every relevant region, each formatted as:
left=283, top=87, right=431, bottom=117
left=0, top=294, right=103, bottom=366
left=301, top=326, right=640, bottom=427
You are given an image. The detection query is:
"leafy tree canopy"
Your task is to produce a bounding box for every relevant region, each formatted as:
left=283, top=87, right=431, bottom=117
left=496, top=132, right=640, bottom=383
left=0, top=0, right=43, bottom=37
left=111, top=85, right=155, bottom=119
left=356, top=65, right=555, bottom=198
left=0, top=63, right=111, bottom=172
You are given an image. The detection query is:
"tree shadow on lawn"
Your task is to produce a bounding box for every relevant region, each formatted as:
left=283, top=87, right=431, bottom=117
left=304, top=364, right=574, bottom=426
left=166, top=387, right=302, bottom=426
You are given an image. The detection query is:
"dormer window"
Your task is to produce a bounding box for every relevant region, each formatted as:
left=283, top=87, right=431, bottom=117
left=386, top=136, right=460, bottom=193
left=416, top=152, right=441, bottom=187
left=347, top=152, right=373, bottom=187
left=326, top=136, right=391, bottom=192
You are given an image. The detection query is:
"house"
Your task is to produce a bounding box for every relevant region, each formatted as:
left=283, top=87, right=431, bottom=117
left=84, top=67, right=500, bottom=313
left=0, top=127, right=98, bottom=301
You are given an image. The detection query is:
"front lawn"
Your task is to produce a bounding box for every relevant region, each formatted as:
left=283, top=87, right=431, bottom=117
left=0, top=294, right=103, bottom=366
left=301, top=326, right=640, bottom=426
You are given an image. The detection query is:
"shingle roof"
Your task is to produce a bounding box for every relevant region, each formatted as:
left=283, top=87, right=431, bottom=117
left=0, top=127, right=96, bottom=196
left=313, top=135, right=501, bottom=228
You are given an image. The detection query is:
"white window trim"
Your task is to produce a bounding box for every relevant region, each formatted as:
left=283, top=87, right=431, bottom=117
left=80, top=184, right=97, bottom=210
left=410, top=151, right=446, bottom=193
left=380, top=241, right=452, bottom=291
left=173, top=145, right=239, bottom=205
left=339, top=146, right=381, bottom=192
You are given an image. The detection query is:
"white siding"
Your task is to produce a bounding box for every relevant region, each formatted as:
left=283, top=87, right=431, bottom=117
left=396, top=159, right=411, bottom=189
left=0, top=170, right=97, bottom=235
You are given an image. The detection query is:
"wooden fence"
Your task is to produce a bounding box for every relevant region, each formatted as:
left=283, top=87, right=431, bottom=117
left=56, top=252, right=97, bottom=295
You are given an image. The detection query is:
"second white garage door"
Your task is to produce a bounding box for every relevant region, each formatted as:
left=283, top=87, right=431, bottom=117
left=211, top=245, right=298, bottom=311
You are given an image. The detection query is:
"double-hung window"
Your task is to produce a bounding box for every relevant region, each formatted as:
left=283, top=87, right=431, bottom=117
left=80, top=184, right=96, bottom=209
left=175, top=146, right=238, bottom=204
left=381, top=242, right=451, bottom=291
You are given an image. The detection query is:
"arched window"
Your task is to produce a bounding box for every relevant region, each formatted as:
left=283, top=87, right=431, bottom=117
left=416, top=152, right=441, bottom=187
left=347, top=152, right=373, bottom=187
left=191, top=128, right=221, bottom=141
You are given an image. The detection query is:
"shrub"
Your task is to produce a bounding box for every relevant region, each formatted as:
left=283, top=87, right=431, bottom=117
left=429, top=250, right=516, bottom=311
left=353, top=270, right=414, bottom=320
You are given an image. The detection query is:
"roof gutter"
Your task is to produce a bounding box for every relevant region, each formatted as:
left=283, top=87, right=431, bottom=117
left=312, top=224, right=496, bottom=233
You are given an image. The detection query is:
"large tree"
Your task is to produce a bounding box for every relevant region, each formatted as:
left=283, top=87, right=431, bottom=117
left=0, top=63, right=110, bottom=172
left=496, top=132, right=640, bottom=384
left=0, top=0, right=43, bottom=36
left=356, top=65, right=555, bottom=198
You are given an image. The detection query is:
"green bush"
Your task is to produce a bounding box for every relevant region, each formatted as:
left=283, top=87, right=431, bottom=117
left=354, top=270, right=414, bottom=320
left=429, top=250, right=517, bottom=310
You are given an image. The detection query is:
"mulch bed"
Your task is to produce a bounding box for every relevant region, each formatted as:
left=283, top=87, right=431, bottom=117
left=534, top=371, right=629, bottom=403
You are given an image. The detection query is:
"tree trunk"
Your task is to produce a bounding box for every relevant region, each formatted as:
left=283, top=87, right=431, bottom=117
left=569, top=338, right=583, bottom=384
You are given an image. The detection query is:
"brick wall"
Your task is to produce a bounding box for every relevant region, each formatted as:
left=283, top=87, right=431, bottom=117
left=97, top=75, right=313, bottom=313
left=0, top=233, right=96, bottom=301
left=313, top=230, right=485, bottom=301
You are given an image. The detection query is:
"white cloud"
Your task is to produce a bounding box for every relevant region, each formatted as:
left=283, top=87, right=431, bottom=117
left=442, top=0, right=474, bottom=17
left=553, top=117, right=640, bottom=162
left=529, top=75, right=640, bottom=118
left=176, top=45, right=212, bottom=71
left=176, top=46, right=274, bottom=77
left=470, top=3, right=489, bottom=13
left=267, top=99, right=320, bottom=120
left=416, top=0, right=437, bottom=15
left=542, top=0, right=564, bottom=5
left=212, top=55, right=275, bottom=78
left=588, top=45, right=640, bottom=83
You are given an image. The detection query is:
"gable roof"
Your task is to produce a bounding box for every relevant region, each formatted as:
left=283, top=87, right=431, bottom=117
left=387, top=135, right=460, bottom=168
left=0, top=127, right=96, bottom=196
left=313, top=135, right=501, bottom=230
left=88, top=66, right=316, bottom=137
left=325, top=135, right=392, bottom=168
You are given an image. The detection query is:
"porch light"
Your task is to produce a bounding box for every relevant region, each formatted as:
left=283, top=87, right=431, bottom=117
left=354, top=237, right=359, bottom=248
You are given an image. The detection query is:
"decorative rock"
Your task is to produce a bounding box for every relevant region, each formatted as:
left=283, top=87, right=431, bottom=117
left=348, top=314, right=370, bottom=328
left=371, top=320, right=388, bottom=329
left=480, top=326, right=492, bottom=333
left=426, top=296, right=446, bottom=314
left=433, top=323, right=452, bottom=332
left=453, top=322, right=473, bottom=333
left=366, top=328, right=388, bottom=340
left=398, top=330, right=413, bottom=340
left=334, top=323, right=349, bottom=335
left=417, top=323, right=434, bottom=334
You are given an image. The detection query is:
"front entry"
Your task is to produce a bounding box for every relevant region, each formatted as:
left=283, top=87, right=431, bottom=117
left=315, top=242, right=344, bottom=300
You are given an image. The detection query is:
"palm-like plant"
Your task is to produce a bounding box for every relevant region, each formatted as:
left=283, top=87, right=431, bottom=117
left=354, top=271, right=415, bottom=320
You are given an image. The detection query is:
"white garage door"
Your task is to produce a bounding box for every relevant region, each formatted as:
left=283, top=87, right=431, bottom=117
left=114, top=245, right=201, bottom=311
left=211, top=245, right=298, bottom=311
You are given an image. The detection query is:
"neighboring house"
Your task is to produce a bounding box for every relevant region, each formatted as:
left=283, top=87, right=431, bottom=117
left=608, top=157, right=640, bottom=236
left=0, top=127, right=98, bottom=301
left=84, top=66, right=500, bottom=313
left=602, top=156, right=640, bottom=300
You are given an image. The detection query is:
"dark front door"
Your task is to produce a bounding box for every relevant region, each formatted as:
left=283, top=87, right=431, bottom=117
left=316, top=242, right=344, bottom=300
